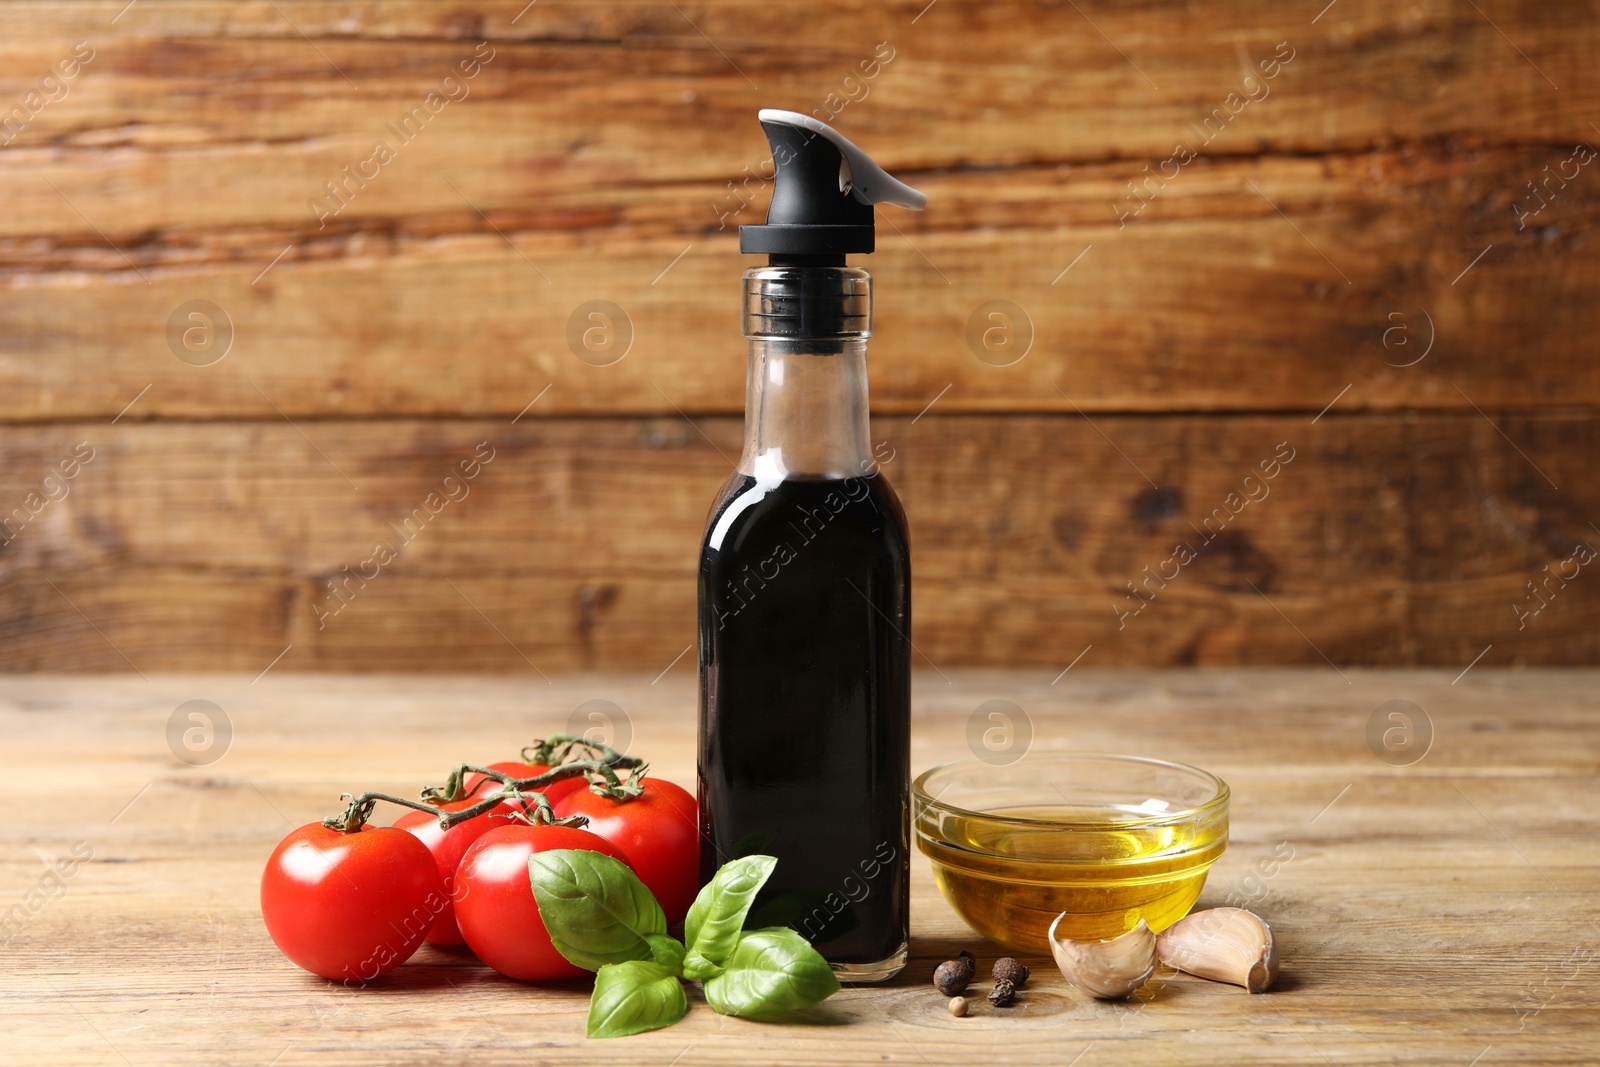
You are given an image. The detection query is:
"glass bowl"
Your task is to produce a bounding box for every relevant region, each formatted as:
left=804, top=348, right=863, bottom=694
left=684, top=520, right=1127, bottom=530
left=913, top=753, right=1229, bottom=952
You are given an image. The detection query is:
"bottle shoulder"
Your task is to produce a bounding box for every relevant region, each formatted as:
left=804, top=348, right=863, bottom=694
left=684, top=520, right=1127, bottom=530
left=701, top=470, right=907, bottom=556
left=704, top=471, right=758, bottom=535
left=862, top=467, right=906, bottom=524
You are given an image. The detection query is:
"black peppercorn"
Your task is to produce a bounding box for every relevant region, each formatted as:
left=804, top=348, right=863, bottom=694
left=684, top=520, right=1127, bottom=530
left=992, top=957, right=1030, bottom=986
left=988, top=977, right=1017, bottom=1007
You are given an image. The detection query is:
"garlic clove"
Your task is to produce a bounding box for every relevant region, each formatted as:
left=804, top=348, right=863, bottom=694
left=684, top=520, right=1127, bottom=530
left=1047, top=914, right=1157, bottom=999
left=1155, top=907, right=1278, bottom=993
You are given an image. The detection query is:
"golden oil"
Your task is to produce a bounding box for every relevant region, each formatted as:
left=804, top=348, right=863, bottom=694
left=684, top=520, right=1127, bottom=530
left=918, top=803, right=1228, bottom=952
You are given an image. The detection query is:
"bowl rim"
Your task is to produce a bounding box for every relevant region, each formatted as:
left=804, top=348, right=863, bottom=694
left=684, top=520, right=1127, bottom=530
left=912, top=752, right=1230, bottom=830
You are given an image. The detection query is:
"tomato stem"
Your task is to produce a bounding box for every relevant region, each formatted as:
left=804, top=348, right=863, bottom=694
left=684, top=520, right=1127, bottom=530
left=524, top=735, right=651, bottom=802
left=322, top=743, right=648, bottom=833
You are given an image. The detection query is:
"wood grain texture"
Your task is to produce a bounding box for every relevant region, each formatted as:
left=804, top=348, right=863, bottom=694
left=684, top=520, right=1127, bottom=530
left=1, top=412, right=1595, bottom=671
left=0, top=670, right=1595, bottom=1066
left=0, top=2, right=1595, bottom=417
left=1, top=1, right=1595, bottom=670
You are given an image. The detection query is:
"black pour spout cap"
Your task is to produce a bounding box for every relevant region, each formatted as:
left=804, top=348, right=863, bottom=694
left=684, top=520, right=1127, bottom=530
left=739, top=109, right=926, bottom=261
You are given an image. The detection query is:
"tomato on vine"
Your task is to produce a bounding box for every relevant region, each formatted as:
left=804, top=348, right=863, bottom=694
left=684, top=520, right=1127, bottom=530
left=260, top=823, right=444, bottom=983
left=454, top=824, right=631, bottom=980
left=392, top=799, right=508, bottom=945
left=259, top=735, right=649, bottom=981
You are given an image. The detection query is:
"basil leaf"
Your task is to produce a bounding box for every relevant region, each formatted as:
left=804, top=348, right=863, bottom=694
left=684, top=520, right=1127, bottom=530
left=702, top=927, right=841, bottom=1017
left=681, top=954, right=722, bottom=981
left=528, top=849, right=667, bottom=971
left=586, top=960, right=688, bottom=1039
left=644, top=933, right=686, bottom=977
left=682, top=854, right=777, bottom=979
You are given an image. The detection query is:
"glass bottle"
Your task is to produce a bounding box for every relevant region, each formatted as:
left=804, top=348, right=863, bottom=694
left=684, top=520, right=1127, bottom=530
left=697, top=264, right=911, bottom=982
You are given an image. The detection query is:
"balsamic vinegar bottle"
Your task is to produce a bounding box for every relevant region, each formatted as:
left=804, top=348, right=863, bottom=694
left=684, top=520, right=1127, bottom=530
left=697, top=110, right=926, bottom=982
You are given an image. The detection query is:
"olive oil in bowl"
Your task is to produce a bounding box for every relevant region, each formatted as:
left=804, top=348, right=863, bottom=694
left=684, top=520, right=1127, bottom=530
left=913, top=756, right=1229, bottom=952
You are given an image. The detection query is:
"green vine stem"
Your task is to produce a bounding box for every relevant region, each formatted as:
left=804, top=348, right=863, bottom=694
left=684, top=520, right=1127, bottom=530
left=322, top=739, right=648, bottom=834
left=522, top=734, right=650, bottom=802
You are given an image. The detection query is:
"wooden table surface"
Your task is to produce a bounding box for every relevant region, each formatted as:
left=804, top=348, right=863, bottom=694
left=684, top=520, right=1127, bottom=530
left=1, top=670, right=1594, bottom=1066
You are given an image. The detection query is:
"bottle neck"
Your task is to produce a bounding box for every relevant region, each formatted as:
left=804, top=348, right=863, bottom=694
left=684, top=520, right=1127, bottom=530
left=739, top=266, right=873, bottom=481
left=738, top=337, right=872, bottom=480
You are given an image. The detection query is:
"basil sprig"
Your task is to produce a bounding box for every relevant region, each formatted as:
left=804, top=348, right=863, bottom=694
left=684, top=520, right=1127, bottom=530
left=529, top=849, right=840, bottom=1038
left=682, top=854, right=776, bottom=980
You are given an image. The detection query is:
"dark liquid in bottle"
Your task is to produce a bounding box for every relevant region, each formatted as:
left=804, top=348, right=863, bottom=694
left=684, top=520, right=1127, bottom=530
left=698, top=471, right=910, bottom=967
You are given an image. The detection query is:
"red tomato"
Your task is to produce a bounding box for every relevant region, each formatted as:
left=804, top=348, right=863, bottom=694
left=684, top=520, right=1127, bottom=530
left=392, top=800, right=511, bottom=945
left=463, top=760, right=583, bottom=809
left=454, top=823, right=630, bottom=980
left=261, top=822, right=444, bottom=984
left=554, top=778, right=700, bottom=926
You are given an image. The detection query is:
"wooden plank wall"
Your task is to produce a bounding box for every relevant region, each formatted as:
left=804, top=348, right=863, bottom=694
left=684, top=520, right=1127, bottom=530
left=0, top=1, right=1596, bottom=672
